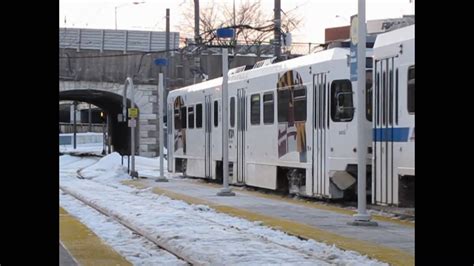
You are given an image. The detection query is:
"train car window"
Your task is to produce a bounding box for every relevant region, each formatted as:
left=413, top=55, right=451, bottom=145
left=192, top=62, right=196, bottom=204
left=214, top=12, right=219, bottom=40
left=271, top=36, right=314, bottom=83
left=251, top=94, right=261, bottom=125
left=389, top=69, right=393, bottom=125
left=331, top=80, right=354, bottom=122
left=366, top=70, right=373, bottom=122
left=263, top=92, right=274, bottom=124
left=293, top=86, right=307, bottom=122
left=327, top=82, right=330, bottom=129
left=230, top=97, right=235, bottom=128
left=214, top=100, right=218, bottom=127
left=366, top=57, right=373, bottom=69
left=181, top=106, right=187, bottom=128
left=196, top=104, right=203, bottom=128
left=382, top=71, right=386, bottom=126
left=376, top=72, right=380, bottom=126
left=277, top=89, right=290, bottom=122
left=188, top=106, right=194, bottom=129
left=407, top=65, right=415, bottom=114
left=174, top=108, right=180, bottom=130
left=396, top=69, right=399, bottom=124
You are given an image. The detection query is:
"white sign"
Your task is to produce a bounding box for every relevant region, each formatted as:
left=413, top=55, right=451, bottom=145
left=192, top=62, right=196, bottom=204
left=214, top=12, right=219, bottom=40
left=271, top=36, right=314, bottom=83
left=128, top=119, right=136, bottom=128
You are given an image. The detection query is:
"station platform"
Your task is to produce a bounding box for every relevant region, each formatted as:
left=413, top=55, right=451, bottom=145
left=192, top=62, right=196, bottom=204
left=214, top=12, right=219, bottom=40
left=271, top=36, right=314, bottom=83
left=124, top=177, right=415, bottom=266
left=59, top=207, right=131, bottom=266
left=60, top=243, right=77, bottom=266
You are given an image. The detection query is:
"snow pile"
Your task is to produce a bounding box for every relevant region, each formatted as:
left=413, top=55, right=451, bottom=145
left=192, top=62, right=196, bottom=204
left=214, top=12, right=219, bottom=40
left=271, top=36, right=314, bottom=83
left=78, top=152, right=169, bottom=180
left=80, top=152, right=129, bottom=181
left=133, top=155, right=168, bottom=178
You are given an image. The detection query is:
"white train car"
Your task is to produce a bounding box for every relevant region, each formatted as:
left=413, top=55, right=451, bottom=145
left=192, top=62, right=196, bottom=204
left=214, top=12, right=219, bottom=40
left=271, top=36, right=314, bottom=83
left=371, top=24, right=414, bottom=206
left=168, top=47, right=373, bottom=199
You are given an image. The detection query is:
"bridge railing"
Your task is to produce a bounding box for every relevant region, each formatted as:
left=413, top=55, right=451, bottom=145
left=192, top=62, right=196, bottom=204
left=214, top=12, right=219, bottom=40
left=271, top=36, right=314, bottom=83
left=59, top=123, right=105, bottom=134
left=59, top=28, right=179, bottom=53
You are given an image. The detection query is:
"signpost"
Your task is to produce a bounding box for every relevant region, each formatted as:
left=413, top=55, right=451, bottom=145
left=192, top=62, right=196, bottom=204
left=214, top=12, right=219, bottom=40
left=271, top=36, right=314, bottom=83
left=216, top=28, right=235, bottom=196
left=123, top=77, right=139, bottom=179
left=154, top=59, right=168, bottom=182
left=128, top=108, right=138, bottom=118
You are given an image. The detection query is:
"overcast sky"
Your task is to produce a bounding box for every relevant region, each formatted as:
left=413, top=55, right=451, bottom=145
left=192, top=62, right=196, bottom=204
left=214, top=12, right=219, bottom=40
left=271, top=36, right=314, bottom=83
left=59, top=0, right=414, bottom=44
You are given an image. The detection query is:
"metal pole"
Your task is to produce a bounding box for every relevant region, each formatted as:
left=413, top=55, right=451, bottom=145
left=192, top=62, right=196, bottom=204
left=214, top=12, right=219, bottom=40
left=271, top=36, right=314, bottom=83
left=165, top=8, right=170, bottom=89
left=102, top=120, right=106, bottom=155
left=156, top=73, right=168, bottom=182
left=165, top=8, right=170, bottom=99
left=194, top=0, right=201, bottom=85
left=194, top=0, right=200, bottom=45
left=124, top=77, right=138, bottom=178
left=217, top=48, right=235, bottom=196
left=88, top=103, right=92, bottom=132
left=350, top=0, right=377, bottom=226
left=106, top=114, right=111, bottom=154
left=232, top=0, right=236, bottom=47
left=115, top=6, right=117, bottom=30
left=274, top=0, right=281, bottom=59
left=73, top=101, right=77, bottom=149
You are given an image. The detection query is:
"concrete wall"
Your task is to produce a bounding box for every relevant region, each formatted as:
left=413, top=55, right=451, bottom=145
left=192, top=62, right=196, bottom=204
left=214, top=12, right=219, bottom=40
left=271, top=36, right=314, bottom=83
left=60, top=48, right=271, bottom=89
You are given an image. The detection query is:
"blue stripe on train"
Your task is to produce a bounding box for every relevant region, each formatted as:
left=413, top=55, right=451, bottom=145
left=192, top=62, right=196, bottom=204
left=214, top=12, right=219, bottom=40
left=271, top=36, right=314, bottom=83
left=373, top=127, right=410, bottom=142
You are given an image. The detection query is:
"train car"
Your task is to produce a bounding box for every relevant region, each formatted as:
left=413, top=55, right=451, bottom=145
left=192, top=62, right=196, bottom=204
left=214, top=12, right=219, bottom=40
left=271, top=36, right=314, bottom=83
left=371, top=24, right=414, bottom=206
left=167, top=47, right=373, bottom=200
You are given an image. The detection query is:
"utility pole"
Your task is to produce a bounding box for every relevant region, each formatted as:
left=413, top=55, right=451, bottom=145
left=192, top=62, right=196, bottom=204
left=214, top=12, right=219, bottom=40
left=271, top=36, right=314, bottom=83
left=165, top=8, right=170, bottom=113
left=194, top=0, right=200, bottom=45
left=232, top=0, right=236, bottom=48
left=194, top=0, right=201, bottom=84
left=233, top=0, right=236, bottom=27
left=274, top=0, right=281, bottom=59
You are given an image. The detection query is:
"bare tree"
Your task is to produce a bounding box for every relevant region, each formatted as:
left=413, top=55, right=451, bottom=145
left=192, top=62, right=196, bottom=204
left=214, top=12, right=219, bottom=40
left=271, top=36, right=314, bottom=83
left=178, top=0, right=303, bottom=51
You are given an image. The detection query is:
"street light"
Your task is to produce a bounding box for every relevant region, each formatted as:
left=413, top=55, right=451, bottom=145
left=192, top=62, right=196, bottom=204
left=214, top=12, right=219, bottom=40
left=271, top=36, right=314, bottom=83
left=115, top=1, right=146, bottom=30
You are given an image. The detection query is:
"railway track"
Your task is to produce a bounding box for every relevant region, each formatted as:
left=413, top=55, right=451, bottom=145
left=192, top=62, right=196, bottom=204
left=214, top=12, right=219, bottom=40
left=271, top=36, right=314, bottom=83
left=60, top=186, right=194, bottom=265
left=60, top=155, right=342, bottom=265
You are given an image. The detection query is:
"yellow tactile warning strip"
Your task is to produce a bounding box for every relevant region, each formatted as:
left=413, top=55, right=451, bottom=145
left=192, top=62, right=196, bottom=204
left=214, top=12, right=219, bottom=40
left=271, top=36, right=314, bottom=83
left=122, top=180, right=414, bottom=266
left=181, top=180, right=415, bottom=228
left=60, top=207, right=132, bottom=266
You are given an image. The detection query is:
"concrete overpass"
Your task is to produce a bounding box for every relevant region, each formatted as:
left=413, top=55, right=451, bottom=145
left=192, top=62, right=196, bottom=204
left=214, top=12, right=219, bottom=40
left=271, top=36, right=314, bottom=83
left=59, top=27, right=273, bottom=157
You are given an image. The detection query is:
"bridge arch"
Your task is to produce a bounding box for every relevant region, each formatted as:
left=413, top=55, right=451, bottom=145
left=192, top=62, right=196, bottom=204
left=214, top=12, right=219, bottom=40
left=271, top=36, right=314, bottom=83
left=59, top=81, right=159, bottom=157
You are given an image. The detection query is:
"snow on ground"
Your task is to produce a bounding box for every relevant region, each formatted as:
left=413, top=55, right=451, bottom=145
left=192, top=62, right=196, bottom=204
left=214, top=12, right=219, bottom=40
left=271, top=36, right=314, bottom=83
left=60, top=190, right=187, bottom=266
left=60, top=153, right=387, bottom=266
left=59, top=155, right=100, bottom=175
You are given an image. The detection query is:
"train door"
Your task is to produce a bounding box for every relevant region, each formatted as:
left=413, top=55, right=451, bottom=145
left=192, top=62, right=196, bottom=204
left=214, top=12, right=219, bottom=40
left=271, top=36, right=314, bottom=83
left=204, top=95, right=212, bottom=178
left=167, top=103, right=173, bottom=172
left=312, top=73, right=329, bottom=196
left=236, top=88, right=246, bottom=183
left=373, top=56, right=396, bottom=205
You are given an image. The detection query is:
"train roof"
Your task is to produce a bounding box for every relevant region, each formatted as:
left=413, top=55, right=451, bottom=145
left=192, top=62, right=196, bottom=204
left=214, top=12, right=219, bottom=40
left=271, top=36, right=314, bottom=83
left=374, top=24, right=414, bottom=50
left=169, top=47, right=349, bottom=96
